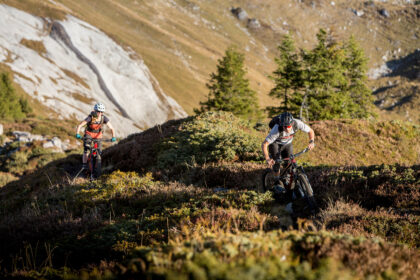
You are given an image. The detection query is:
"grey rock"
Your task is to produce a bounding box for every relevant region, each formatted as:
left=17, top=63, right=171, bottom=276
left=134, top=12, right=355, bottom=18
left=350, top=8, right=364, bottom=16
left=231, top=7, right=248, bottom=21
left=43, top=141, right=55, bottom=149
left=51, top=136, right=62, bottom=148
left=247, top=18, right=261, bottom=29
left=30, top=134, right=45, bottom=141
left=13, top=131, right=31, bottom=139
left=379, top=8, right=390, bottom=18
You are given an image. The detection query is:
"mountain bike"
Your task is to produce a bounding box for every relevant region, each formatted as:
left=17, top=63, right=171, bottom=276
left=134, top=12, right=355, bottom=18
left=75, top=137, right=114, bottom=180
left=261, top=148, right=317, bottom=214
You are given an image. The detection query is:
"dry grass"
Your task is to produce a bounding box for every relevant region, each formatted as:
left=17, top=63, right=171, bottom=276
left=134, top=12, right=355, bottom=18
left=60, top=68, right=90, bottom=90
left=5, top=0, right=418, bottom=115
left=19, top=39, right=47, bottom=56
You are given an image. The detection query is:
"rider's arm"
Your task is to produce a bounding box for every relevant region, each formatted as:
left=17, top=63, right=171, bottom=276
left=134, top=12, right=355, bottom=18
left=308, top=128, right=315, bottom=150
left=76, top=120, right=88, bottom=135
left=262, top=140, right=275, bottom=167
left=106, top=121, right=116, bottom=138
left=262, top=140, right=270, bottom=161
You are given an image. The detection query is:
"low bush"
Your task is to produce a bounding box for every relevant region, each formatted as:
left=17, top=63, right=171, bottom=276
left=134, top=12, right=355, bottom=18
left=157, top=111, right=263, bottom=168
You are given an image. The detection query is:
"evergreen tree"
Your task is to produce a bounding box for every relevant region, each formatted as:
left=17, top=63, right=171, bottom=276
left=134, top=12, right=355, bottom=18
left=0, top=72, right=31, bottom=120
left=342, top=36, right=375, bottom=119
left=195, top=47, right=261, bottom=120
left=270, top=29, right=375, bottom=121
left=266, top=34, right=303, bottom=117
left=300, top=29, right=351, bottom=120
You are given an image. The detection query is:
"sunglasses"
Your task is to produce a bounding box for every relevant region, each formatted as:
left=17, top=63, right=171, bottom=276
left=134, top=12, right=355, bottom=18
left=283, top=125, right=292, bottom=129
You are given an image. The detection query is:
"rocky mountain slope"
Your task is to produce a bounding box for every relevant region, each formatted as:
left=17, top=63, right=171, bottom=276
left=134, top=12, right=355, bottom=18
left=1, top=0, right=419, bottom=133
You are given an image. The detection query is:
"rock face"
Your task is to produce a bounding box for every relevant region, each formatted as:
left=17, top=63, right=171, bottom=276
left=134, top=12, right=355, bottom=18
left=0, top=5, right=187, bottom=137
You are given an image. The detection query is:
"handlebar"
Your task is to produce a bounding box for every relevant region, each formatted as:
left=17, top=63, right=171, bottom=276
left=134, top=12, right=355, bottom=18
left=80, top=137, right=115, bottom=143
left=274, top=148, right=309, bottom=163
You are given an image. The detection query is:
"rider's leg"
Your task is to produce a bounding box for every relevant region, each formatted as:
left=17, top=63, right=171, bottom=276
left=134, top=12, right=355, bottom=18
left=269, top=143, right=282, bottom=184
left=280, top=144, right=294, bottom=200
left=82, top=136, right=92, bottom=168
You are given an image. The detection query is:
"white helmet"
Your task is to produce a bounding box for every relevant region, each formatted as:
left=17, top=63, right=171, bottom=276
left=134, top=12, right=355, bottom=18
left=94, top=103, right=105, bottom=112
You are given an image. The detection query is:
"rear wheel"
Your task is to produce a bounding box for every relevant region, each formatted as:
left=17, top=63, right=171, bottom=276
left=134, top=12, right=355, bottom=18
left=295, top=173, right=317, bottom=213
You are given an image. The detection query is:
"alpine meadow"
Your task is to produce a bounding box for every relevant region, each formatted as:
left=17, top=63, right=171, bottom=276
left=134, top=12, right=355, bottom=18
left=0, top=0, right=419, bottom=279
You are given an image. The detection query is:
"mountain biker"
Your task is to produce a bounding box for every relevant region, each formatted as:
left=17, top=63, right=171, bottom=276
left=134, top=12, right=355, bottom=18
left=75, top=103, right=116, bottom=169
left=261, top=112, right=315, bottom=188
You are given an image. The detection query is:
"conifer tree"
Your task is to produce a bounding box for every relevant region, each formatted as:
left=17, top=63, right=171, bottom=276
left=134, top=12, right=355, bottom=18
left=270, top=29, right=375, bottom=121
left=343, top=36, right=375, bottom=119
left=195, top=47, right=261, bottom=120
left=0, top=73, right=27, bottom=120
left=267, top=34, right=302, bottom=117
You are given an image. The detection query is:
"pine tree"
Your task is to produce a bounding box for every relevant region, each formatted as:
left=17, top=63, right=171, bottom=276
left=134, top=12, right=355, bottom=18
left=343, top=36, right=375, bottom=119
left=276, top=29, right=375, bottom=121
left=195, top=47, right=261, bottom=120
left=266, top=34, right=303, bottom=117
left=0, top=72, right=30, bottom=120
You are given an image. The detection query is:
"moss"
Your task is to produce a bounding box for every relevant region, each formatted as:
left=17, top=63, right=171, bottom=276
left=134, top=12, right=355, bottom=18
left=362, top=216, right=419, bottom=248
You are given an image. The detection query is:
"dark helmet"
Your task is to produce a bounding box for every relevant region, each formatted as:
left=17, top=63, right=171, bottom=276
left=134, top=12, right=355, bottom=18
left=279, top=112, right=294, bottom=126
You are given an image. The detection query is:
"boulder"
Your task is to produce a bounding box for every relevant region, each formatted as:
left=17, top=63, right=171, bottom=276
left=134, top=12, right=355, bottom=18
left=247, top=18, right=261, bottom=29
left=12, top=131, right=31, bottom=139
left=13, top=131, right=32, bottom=142
left=0, top=123, right=3, bottom=135
left=231, top=7, right=248, bottom=21
left=30, top=134, right=46, bottom=141
left=43, top=138, right=64, bottom=153
left=379, top=9, right=390, bottom=18
left=12, top=131, right=46, bottom=142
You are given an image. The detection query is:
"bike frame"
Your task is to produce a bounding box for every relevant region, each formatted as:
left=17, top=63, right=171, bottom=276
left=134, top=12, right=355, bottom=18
left=83, top=137, right=113, bottom=180
left=274, top=148, right=309, bottom=190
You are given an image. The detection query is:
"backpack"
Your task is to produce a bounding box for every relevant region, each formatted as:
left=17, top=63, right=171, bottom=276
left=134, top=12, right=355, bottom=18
left=269, top=115, right=298, bottom=132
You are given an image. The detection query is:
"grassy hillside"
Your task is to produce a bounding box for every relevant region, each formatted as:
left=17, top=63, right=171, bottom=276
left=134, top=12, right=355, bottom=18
left=2, top=0, right=419, bottom=118
left=0, top=112, right=418, bottom=279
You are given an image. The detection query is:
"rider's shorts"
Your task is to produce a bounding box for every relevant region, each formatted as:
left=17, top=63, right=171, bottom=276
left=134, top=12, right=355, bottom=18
left=269, top=142, right=293, bottom=172
left=83, top=135, right=102, bottom=154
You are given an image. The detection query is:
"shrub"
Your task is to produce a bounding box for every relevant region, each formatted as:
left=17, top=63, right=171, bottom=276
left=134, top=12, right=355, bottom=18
left=0, top=72, right=32, bottom=120
left=0, top=172, right=18, bottom=187
left=157, top=111, right=263, bottom=168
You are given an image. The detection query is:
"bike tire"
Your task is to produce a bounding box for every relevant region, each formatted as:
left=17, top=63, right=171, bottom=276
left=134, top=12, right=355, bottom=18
left=296, top=173, right=318, bottom=212
left=88, top=156, right=95, bottom=180
left=94, top=158, right=101, bottom=179
left=262, top=168, right=274, bottom=192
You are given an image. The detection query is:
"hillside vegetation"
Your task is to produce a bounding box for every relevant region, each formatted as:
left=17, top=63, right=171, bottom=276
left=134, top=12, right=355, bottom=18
left=2, top=0, right=419, bottom=120
left=0, top=112, right=418, bottom=279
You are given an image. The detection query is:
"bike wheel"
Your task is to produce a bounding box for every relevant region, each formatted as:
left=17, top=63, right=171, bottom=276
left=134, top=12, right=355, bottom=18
left=94, top=157, right=101, bottom=179
left=296, top=173, right=317, bottom=213
left=88, top=156, right=95, bottom=180
left=261, top=168, right=275, bottom=192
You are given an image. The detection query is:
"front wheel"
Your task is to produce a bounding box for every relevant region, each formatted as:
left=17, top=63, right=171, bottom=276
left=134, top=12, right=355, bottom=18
left=295, top=173, right=317, bottom=213
left=262, top=168, right=276, bottom=192
left=94, top=158, right=101, bottom=179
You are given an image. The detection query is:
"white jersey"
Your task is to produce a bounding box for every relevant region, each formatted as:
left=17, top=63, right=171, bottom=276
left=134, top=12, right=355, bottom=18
left=265, top=119, right=310, bottom=145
